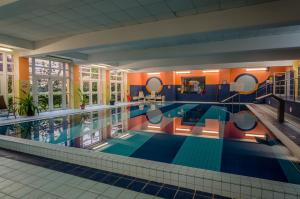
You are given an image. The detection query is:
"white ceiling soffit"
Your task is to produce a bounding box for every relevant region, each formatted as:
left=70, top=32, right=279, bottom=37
left=0, top=0, right=18, bottom=7
left=130, top=60, right=293, bottom=72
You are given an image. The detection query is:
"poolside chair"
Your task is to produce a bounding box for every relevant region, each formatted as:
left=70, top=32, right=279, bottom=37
left=0, top=96, right=9, bottom=118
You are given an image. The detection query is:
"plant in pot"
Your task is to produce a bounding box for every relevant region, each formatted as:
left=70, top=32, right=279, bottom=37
left=78, top=88, right=88, bottom=109
left=18, top=91, right=39, bottom=116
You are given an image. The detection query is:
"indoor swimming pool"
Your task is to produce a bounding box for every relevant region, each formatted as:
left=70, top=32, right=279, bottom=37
left=1, top=102, right=300, bottom=185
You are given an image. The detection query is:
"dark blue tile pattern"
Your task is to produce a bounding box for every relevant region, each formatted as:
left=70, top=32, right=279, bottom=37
left=0, top=148, right=231, bottom=199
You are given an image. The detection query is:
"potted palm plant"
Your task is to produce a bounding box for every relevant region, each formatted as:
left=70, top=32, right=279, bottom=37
left=77, top=88, right=88, bottom=109
left=18, top=91, right=39, bottom=116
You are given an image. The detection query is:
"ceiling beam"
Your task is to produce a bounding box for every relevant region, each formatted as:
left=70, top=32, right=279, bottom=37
left=119, top=48, right=300, bottom=72
left=0, top=34, right=34, bottom=49
left=84, top=32, right=300, bottom=63
left=56, top=52, right=88, bottom=61
left=22, top=0, right=300, bottom=57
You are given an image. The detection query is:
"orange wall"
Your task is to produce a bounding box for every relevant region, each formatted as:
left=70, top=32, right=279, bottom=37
left=128, top=66, right=292, bottom=86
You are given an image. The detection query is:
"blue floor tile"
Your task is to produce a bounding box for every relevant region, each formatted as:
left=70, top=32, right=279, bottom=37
left=114, top=178, right=132, bottom=188
left=195, top=191, right=212, bottom=197
left=102, top=174, right=120, bottom=184
left=128, top=181, right=146, bottom=192
left=174, top=190, right=194, bottom=199
left=142, top=184, right=161, bottom=195
left=157, top=187, right=177, bottom=199
left=89, top=172, right=108, bottom=181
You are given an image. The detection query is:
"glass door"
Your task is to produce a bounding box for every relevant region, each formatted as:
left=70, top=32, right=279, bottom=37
left=110, top=70, right=124, bottom=103
left=30, top=58, right=71, bottom=111
left=273, top=72, right=286, bottom=97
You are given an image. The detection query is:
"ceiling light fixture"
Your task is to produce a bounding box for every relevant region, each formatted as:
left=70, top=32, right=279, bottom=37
left=175, top=128, right=191, bottom=132
left=0, top=47, right=13, bottom=52
left=203, top=69, right=219, bottom=73
left=176, top=71, right=191, bottom=74
left=246, top=68, right=267, bottom=71
left=147, top=72, right=160, bottom=75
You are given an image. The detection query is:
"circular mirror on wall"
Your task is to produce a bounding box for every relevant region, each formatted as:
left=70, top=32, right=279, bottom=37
left=146, top=77, right=163, bottom=93
left=234, top=74, right=258, bottom=94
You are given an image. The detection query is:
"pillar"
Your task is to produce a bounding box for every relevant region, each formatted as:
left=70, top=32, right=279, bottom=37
left=72, top=64, right=80, bottom=108
left=17, top=57, right=30, bottom=99
left=292, top=60, right=299, bottom=98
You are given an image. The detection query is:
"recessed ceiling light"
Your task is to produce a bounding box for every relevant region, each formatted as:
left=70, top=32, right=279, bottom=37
left=246, top=68, right=267, bottom=71
left=175, top=128, right=191, bottom=132
left=147, top=72, right=160, bottom=75
left=176, top=71, right=191, bottom=74
left=203, top=69, right=219, bottom=73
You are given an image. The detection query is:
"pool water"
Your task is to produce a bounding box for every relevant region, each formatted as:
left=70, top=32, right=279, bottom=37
left=1, top=102, right=300, bottom=184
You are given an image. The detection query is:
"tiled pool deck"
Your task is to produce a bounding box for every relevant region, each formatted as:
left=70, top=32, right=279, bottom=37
left=0, top=148, right=225, bottom=199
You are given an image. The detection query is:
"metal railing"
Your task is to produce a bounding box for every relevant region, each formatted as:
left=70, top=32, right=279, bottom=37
left=256, top=76, right=300, bottom=102
left=221, top=93, right=239, bottom=103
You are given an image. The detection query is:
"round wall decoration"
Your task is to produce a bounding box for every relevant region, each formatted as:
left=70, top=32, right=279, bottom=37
left=234, top=74, right=258, bottom=94
left=146, top=109, right=163, bottom=124
left=146, top=77, right=163, bottom=94
left=232, top=111, right=257, bottom=131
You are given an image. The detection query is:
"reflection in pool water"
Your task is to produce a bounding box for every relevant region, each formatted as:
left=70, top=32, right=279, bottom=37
left=1, top=103, right=300, bottom=184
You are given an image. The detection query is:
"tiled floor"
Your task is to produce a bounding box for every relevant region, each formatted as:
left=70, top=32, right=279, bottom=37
left=0, top=148, right=230, bottom=199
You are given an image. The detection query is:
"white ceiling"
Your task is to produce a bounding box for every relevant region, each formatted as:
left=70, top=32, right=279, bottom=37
left=2, top=0, right=300, bottom=72
left=0, top=0, right=276, bottom=41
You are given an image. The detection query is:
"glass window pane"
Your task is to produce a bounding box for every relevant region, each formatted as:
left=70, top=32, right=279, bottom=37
left=6, top=54, right=13, bottom=63
left=0, top=53, right=3, bottom=62
left=91, top=73, right=98, bottom=79
left=38, top=95, right=49, bottom=111
left=35, top=59, right=49, bottom=67
left=0, top=63, right=3, bottom=72
left=117, top=83, right=121, bottom=92
left=37, top=79, right=48, bottom=93
left=91, top=68, right=98, bottom=73
left=53, top=80, right=62, bottom=92
left=111, top=84, right=115, bottom=92
left=92, top=94, right=98, bottom=104
left=8, top=75, right=13, bottom=94
left=53, top=94, right=62, bottom=108
left=83, top=81, right=89, bottom=92
left=83, top=94, right=89, bottom=104
left=92, top=82, right=98, bottom=92
left=35, top=67, right=50, bottom=75
left=7, top=63, right=13, bottom=72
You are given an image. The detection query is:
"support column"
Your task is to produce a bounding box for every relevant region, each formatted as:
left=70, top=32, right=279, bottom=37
left=293, top=60, right=299, bottom=99
left=72, top=64, right=80, bottom=108
left=17, top=57, right=30, bottom=99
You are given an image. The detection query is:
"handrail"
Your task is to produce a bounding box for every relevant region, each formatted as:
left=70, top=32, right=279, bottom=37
left=221, top=93, right=239, bottom=103
left=256, top=76, right=299, bottom=92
